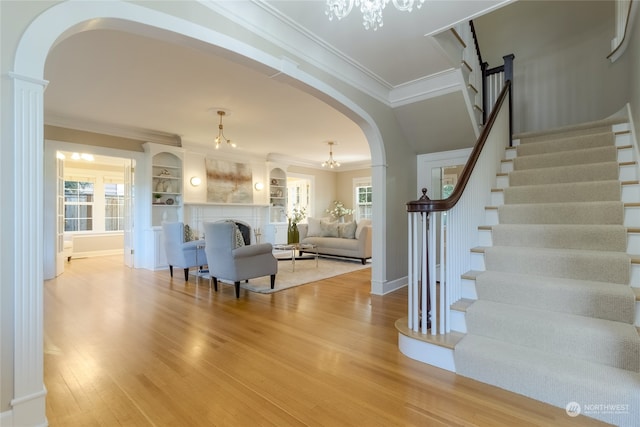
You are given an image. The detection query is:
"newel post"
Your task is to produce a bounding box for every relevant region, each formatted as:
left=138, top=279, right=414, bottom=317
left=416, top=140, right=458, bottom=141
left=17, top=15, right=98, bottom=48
left=407, top=188, right=432, bottom=331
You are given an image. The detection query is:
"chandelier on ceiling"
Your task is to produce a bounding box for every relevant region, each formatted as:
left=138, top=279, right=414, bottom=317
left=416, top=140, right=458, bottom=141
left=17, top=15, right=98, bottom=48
left=325, top=0, right=425, bottom=31
left=321, top=141, right=341, bottom=169
left=214, top=110, right=236, bottom=149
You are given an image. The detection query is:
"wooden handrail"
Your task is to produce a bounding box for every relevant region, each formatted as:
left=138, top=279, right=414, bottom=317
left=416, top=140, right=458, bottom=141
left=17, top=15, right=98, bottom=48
left=407, top=80, right=511, bottom=213
left=607, top=0, right=635, bottom=60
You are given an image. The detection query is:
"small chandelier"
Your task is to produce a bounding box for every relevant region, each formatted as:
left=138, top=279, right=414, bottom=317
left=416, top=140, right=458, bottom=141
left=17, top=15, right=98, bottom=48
left=325, top=0, right=425, bottom=30
left=322, top=141, right=341, bottom=169
left=214, top=110, right=236, bottom=149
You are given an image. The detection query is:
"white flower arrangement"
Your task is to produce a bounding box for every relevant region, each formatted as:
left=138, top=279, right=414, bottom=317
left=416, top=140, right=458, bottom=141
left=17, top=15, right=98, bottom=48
left=287, top=206, right=307, bottom=225
left=326, top=200, right=353, bottom=219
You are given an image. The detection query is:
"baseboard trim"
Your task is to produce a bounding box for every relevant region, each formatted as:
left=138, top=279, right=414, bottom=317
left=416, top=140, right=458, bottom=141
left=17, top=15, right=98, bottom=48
left=371, top=276, right=406, bottom=295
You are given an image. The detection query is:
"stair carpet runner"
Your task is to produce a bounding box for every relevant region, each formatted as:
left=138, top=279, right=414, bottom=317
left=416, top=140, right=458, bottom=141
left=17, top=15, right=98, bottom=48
left=453, top=122, right=640, bottom=427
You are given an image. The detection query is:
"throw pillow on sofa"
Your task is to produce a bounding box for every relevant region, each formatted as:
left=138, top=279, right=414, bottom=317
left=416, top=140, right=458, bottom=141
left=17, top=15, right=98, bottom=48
left=307, top=217, right=323, bottom=237
left=338, top=221, right=357, bottom=239
left=320, top=219, right=339, bottom=237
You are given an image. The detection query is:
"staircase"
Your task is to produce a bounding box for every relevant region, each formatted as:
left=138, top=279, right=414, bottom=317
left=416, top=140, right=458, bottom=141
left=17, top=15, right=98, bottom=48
left=454, top=119, right=640, bottom=427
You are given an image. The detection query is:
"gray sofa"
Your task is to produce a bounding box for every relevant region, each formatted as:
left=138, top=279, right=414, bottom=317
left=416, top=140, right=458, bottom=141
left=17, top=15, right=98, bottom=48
left=297, top=218, right=372, bottom=264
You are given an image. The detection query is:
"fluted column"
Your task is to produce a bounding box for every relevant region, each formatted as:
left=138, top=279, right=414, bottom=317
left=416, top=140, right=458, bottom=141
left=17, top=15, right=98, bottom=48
left=9, top=71, right=48, bottom=427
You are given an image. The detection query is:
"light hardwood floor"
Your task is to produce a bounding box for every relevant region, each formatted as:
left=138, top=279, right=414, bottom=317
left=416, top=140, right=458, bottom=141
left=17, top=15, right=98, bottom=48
left=44, top=255, right=608, bottom=426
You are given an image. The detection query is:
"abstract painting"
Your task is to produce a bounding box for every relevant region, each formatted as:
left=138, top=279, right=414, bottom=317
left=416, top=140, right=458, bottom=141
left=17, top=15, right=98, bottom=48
left=205, top=158, right=253, bottom=203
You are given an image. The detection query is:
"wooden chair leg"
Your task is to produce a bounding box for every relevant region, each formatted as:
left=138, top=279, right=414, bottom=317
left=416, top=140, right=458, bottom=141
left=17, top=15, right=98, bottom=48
left=169, top=265, right=174, bottom=277
left=234, top=281, right=241, bottom=298
left=212, top=277, right=218, bottom=292
left=270, top=274, right=276, bottom=290
left=184, top=268, right=189, bottom=281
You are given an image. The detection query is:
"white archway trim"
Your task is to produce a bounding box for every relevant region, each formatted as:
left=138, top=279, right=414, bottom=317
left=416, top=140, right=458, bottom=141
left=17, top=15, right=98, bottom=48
left=10, top=1, right=389, bottom=423
left=9, top=72, right=47, bottom=427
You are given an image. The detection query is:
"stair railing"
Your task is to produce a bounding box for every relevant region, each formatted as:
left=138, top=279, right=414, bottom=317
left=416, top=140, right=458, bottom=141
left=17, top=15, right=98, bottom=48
left=406, top=81, right=512, bottom=335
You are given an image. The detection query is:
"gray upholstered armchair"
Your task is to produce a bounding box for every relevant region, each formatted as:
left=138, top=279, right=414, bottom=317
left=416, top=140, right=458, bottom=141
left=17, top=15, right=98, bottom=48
left=162, top=222, right=207, bottom=281
left=203, top=221, right=277, bottom=298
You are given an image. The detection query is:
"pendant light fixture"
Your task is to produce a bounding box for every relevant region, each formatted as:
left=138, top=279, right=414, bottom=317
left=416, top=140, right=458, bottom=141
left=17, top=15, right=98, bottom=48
left=321, top=141, right=341, bottom=169
left=214, top=110, right=236, bottom=149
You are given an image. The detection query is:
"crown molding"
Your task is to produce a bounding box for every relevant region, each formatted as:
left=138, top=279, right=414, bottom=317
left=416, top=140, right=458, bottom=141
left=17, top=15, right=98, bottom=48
left=44, top=112, right=181, bottom=146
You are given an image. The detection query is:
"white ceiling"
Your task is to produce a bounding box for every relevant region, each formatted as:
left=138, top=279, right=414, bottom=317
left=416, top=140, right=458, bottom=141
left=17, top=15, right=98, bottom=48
left=43, top=0, right=513, bottom=168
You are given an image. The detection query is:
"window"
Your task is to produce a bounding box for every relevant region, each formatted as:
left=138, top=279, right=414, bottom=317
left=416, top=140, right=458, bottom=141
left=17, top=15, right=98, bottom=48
left=287, top=174, right=313, bottom=220
left=354, top=177, right=372, bottom=221
left=64, top=180, right=94, bottom=231
left=104, top=183, right=125, bottom=231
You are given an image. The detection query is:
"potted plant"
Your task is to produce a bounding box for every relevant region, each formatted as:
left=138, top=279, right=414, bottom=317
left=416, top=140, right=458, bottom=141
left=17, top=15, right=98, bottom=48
left=153, top=193, right=163, bottom=204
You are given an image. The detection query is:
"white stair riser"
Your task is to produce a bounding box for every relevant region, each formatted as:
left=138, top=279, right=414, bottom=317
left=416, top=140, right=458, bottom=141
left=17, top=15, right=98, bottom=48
left=501, top=161, right=513, bottom=174
left=615, top=132, right=632, bottom=146
left=450, top=309, right=467, bottom=333
left=478, top=229, right=492, bottom=246
left=636, top=301, right=640, bottom=327
left=620, top=164, right=639, bottom=181
left=618, top=147, right=634, bottom=163
left=625, top=207, right=640, bottom=227
left=398, top=335, right=456, bottom=372
left=632, top=264, right=640, bottom=287
left=496, top=175, right=509, bottom=188
left=504, top=148, right=517, bottom=160
left=622, top=184, right=640, bottom=201
left=490, top=191, right=503, bottom=205
left=484, top=209, right=499, bottom=225
left=470, top=252, right=485, bottom=271
left=461, top=278, right=478, bottom=299
left=629, top=233, right=640, bottom=253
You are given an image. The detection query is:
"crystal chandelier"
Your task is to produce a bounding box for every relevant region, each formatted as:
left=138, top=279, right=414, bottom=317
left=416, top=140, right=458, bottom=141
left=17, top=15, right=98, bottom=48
left=214, top=110, right=236, bottom=149
left=321, top=141, right=341, bottom=169
left=325, top=0, right=425, bottom=31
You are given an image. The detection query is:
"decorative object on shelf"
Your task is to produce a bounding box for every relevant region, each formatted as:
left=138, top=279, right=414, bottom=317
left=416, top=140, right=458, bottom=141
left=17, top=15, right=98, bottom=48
left=271, top=178, right=278, bottom=185
left=166, top=198, right=175, bottom=205
left=321, top=141, right=341, bottom=169
left=153, top=193, right=162, bottom=204
left=190, top=176, right=202, bottom=187
left=159, top=168, right=172, bottom=177
left=325, top=0, right=425, bottom=31
left=326, top=200, right=353, bottom=222
left=156, top=180, right=165, bottom=192
left=212, top=109, right=236, bottom=149
left=287, top=206, right=307, bottom=244
left=163, top=181, right=173, bottom=193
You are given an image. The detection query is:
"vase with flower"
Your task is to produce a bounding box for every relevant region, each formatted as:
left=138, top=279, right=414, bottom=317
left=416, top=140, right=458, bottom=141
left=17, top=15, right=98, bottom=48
left=286, top=206, right=306, bottom=244
left=326, top=200, right=353, bottom=223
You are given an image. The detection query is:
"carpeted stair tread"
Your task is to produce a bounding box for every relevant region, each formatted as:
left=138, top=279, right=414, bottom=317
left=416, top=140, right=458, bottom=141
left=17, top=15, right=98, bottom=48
left=483, top=246, right=630, bottom=284
left=515, top=117, right=626, bottom=142
left=490, top=224, right=628, bottom=251
left=513, top=145, right=617, bottom=171
left=475, top=271, right=636, bottom=323
left=516, top=131, right=614, bottom=157
left=498, top=201, right=624, bottom=224
left=465, top=300, right=640, bottom=371
left=508, top=161, right=619, bottom=187
left=454, top=334, right=640, bottom=427
left=503, top=180, right=621, bottom=204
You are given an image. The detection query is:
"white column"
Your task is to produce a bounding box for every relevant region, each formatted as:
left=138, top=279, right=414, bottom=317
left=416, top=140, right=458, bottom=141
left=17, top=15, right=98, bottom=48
left=9, top=72, right=48, bottom=426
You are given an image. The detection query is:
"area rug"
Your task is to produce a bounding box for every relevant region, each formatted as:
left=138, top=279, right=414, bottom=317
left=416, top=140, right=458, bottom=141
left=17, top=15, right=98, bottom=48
left=192, top=256, right=371, bottom=294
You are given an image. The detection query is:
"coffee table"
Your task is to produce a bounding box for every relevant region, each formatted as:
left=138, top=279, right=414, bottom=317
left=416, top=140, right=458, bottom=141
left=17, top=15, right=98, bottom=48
left=273, top=243, right=318, bottom=271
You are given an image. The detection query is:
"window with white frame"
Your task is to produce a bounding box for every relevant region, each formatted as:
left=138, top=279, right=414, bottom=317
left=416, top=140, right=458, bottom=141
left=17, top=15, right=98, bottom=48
left=353, top=177, right=372, bottom=221
left=64, top=180, right=94, bottom=231
left=104, top=182, right=125, bottom=231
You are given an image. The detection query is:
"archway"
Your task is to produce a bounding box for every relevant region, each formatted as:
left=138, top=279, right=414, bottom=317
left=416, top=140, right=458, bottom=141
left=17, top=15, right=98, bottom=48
left=9, top=2, right=387, bottom=424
